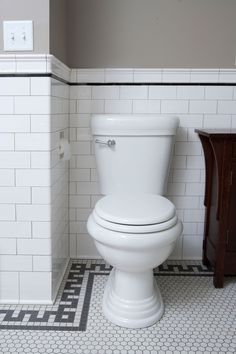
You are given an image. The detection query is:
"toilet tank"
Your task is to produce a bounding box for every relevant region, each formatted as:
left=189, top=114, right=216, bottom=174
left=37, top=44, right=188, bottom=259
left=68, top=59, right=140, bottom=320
left=91, top=115, right=179, bottom=195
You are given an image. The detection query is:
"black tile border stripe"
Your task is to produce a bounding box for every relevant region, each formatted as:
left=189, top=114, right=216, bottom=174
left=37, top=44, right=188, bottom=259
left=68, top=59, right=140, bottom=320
left=0, top=260, right=216, bottom=332
left=1, top=73, right=236, bottom=86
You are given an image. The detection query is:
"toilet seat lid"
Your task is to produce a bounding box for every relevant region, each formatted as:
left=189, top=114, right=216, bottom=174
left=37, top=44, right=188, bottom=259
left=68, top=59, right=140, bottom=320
left=95, top=194, right=175, bottom=225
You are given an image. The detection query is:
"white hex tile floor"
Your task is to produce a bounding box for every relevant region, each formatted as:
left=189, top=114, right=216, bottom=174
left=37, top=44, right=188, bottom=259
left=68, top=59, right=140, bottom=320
left=0, top=259, right=235, bottom=353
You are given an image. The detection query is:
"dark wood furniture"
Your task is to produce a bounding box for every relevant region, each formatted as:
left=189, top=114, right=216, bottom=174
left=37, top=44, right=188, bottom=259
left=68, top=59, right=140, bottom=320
left=196, top=129, right=236, bottom=288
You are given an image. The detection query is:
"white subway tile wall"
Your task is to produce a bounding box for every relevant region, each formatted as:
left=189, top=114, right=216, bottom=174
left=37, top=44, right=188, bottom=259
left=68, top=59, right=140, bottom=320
left=69, top=83, right=236, bottom=260
left=0, top=76, right=69, bottom=303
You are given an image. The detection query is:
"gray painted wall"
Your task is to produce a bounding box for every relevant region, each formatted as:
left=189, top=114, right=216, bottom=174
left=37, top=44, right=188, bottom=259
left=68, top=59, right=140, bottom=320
left=0, top=0, right=50, bottom=54
left=50, top=0, right=67, bottom=64
left=67, top=0, right=236, bottom=68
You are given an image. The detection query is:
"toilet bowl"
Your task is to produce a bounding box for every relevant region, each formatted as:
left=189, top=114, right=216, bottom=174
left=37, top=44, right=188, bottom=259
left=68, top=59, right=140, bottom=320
left=86, top=114, right=183, bottom=328
left=87, top=194, right=183, bottom=328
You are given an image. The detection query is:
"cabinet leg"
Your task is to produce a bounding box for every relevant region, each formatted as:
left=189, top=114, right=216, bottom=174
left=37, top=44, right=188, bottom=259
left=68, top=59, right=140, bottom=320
left=213, top=272, right=224, bottom=288
left=202, top=254, right=210, bottom=267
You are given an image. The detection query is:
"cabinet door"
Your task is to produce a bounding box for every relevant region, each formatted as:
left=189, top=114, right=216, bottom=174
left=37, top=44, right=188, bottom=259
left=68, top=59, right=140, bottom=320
left=227, top=160, right=236, bottom=251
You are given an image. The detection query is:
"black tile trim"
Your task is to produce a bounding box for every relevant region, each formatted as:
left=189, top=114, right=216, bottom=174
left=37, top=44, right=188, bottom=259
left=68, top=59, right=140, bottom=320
left=0, top=260, right=215, bottom=332
left=1, top=73, right=236, bottom=86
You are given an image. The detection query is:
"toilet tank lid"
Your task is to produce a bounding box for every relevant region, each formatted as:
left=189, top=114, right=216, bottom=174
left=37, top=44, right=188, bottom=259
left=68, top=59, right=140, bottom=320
left=91, top=114, right=179, bottom=136
left=95, top=194, right=176, bottom=225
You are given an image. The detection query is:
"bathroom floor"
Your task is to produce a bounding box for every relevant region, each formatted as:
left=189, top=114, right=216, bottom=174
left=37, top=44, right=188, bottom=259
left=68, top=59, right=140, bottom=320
left=0, top=259, right=235, bottom=354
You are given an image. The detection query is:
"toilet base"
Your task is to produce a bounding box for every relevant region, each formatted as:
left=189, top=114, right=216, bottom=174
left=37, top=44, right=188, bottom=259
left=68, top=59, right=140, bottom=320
left=102, top=268, right=164, bottom=328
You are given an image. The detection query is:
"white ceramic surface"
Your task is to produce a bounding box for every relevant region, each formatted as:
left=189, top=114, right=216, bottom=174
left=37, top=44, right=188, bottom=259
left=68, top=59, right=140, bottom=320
left=87, top=114, right=182, bottom=328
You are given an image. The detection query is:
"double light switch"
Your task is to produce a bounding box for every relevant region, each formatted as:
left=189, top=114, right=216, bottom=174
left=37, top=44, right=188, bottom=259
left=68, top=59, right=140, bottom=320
left=3, top=20, right=33, bottom=51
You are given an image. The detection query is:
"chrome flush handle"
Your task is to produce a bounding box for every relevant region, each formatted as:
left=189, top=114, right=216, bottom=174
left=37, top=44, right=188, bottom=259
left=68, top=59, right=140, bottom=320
left=95, top=139, right=116, bottom=147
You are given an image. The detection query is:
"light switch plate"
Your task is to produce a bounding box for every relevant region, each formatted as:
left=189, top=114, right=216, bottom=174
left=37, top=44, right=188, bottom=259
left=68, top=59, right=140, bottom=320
left=3, top=20, right=33, bottom=51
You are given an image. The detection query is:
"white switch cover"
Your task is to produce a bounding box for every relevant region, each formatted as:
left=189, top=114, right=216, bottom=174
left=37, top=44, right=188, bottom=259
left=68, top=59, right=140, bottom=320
left=3, top=21, right=33, bottom=51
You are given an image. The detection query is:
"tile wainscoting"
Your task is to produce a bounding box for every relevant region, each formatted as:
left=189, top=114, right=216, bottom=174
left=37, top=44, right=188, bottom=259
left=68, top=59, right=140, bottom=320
left=1, top=55, right=236, bottom=302
left=0, top=55, right=70, bottom=303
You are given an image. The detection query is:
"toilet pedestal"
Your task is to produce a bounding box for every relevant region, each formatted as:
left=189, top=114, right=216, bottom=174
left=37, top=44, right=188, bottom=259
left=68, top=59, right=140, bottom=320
left=103, top=268, right=164, bottom=328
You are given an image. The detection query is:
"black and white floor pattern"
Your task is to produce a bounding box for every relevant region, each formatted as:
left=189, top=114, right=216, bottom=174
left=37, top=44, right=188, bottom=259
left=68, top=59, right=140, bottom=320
left=0, top=259, right=235, bottom=353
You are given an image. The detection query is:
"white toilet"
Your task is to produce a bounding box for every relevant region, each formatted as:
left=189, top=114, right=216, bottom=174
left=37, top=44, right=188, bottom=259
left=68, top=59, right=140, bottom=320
left=87, top=114, right=183, bottom=329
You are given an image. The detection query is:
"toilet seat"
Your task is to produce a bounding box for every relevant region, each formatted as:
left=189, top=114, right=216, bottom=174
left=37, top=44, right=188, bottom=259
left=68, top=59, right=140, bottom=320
left=94, top=194, right=177, bottom=234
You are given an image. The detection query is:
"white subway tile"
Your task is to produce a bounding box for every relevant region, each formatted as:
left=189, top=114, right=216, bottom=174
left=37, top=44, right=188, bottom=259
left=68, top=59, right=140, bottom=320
left=70, top=114, right=90, bottom=128
left=0, top=133, right=14, bottom=150
left=149, top=86, right=176, bottom=99
left=32, top=187, right=51, bottom=204
left=177, top=86, right=204, bottom=99
left=69, top=208, right=76, bottom=221
left=120, top=86, right=148, bottom=99
left=30, top=115, right=50, bottom=132
left=161, top=100, right=188, bottom=114
left=134, top=69, right=162, bottom=83
left=17, top=239, right=51, bottom=255
left=182, top=236, right=202, bottom=259
left=133, top=100, right=161, bottom=113
left=0, top=238, right=16, bottom=254
left=70, top=86, right=91, bottom=99
left=0, top=222, right=31, bottom=238
left=76, top=208, right=92, bottom=221
left=184, top=209, right=205, bottom=222
left=16, top=169, right=50, bottom=187
left=162, top=70, right=190, bottom=83
left=0, top=205, right=15, bottom=220
left=33, top=256, right=51, bottom=271
left=70, top=169, right=90, bottom=182
left=32, top=222, right=51, bottom=238
left=15, top=96, right=50, bottom=114
left=0, top=255, right=32, bottom=271
left=179, top=114, right=203, bottom=128
left=105, top=69, right=133, bottom=83
left=15, top=133, right=50, bottom=151
left=166, top=183, right=185, bottom=196
left=185, top=183, right=205, bottom=196
left=77, top=99, right=104, bottom=114
left=203, top=114, right=231, bottom=129
left=218, top=100, right=236, bottom=114
left=175, top=142, right=202, bottom=156
left=171, top=156, right=186, bottom=169
left=0, top=77, right=30, bottom=95
left=0, top=187, right=30, bottom=203
left=205, top=86, right=233, bottom=99
left=91, top=169, right=98, bottom=182
left=19, top=272, right=51, bottom=302
left=77, top=155, right=96, bottom=168
left=189, top=100, right=217, bottom=114
left=183, top=223, right=197, bottom=235
left=186, top=155, right=205, bottom=169
left=76, top=234, right=99, bottom=257
left=0, top=115, right=30, bottom=133
left=175, top=127, right=187, bottom=142
left=0, top=97, right=14, bottom=114
left=17, top=205, right=51, bottom=221
left=70, top=195, right=90, bottom=208
left=0, top=272, right=19, bottom=302
left=231, top=115, right=236, bottom=128
left=69, top=182, right=76, bottom=194
left=187, top=128, right=201, bottom=142
left=31, top=152, right=51, bottom=168
left=92, top=86, right=119, bottom=99
left=30, top=77, right=51, bottom=95
left=169, top=196, right=199, bottom=209
left=69, top=234, right=77, bottom=257
left=0, top=169, right=14, bottom=186
left=190, top=70, right=219, bottom=83
left=70, top=100, right=76, bottom=113
left=173, top=169, right=201, bottom=183
left=105, top=99, right=132, bottom=113
left=71, top=142, right=90, bottom=155
left=77, top=182, right=100, bottom=195
left=77, top=69, right=105, bottom=83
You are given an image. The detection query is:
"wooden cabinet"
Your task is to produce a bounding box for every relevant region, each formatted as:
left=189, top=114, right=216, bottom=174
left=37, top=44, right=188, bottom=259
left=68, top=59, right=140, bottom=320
left=196, top=129, right=236, bottom=288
